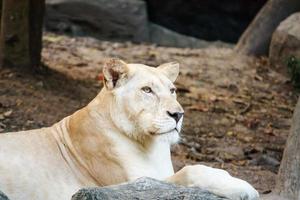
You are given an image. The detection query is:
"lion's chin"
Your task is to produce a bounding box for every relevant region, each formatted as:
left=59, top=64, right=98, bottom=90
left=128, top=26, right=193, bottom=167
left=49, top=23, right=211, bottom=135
left=150, top=129, right=180, bottom=144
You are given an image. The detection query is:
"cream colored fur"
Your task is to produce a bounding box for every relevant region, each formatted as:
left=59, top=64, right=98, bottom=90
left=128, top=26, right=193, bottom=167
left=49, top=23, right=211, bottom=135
left=0, top=59, right=259, bottom=200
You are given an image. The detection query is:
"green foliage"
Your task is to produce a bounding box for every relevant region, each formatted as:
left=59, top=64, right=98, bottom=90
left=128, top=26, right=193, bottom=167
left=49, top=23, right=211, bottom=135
left=287, top=56, right=300, bottom=88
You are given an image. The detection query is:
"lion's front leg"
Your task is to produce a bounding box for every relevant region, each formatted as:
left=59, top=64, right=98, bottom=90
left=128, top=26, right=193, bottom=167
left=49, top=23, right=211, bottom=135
left=165, top=165, right=259, bottom=200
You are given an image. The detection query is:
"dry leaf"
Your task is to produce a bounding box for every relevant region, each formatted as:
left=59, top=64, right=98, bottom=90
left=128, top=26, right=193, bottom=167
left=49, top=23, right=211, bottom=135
left=187, top=104, right=209, bottom=112
left=3, top=110, right=13, bottom=117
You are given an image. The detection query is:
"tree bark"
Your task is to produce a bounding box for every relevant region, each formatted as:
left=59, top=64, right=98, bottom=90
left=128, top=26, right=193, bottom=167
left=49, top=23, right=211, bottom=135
left=29, top=0, right=45, bottom=70
left=0, top=0, right=45, bottom=71
left=0, top=0, right=30, bottom=68
left=275, top=97, right=300, bottom=200
left=234, top=0, right=300, bottom=56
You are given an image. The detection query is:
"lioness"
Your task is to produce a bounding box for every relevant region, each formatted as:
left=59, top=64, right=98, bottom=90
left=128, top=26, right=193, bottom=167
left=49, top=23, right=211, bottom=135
left=0, top=59, right=259, bottom=200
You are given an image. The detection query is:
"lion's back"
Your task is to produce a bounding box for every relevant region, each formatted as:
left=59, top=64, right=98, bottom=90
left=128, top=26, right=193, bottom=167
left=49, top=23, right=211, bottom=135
left=0, top=129, right=81, bottom=200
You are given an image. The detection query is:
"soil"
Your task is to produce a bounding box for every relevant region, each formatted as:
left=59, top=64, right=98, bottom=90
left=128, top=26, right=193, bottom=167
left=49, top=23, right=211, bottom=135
left=0, top=33, right=298, bottom=194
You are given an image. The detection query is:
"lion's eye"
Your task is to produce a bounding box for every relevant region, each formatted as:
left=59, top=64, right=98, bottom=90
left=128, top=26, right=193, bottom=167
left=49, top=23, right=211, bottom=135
left=142, top=86, right=152, bottom=93
left=170, top=88, right=176, bottom=94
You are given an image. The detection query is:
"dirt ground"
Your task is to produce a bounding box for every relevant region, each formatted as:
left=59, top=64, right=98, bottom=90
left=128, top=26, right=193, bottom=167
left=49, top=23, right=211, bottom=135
left=0, top=33, right=298, bottom=194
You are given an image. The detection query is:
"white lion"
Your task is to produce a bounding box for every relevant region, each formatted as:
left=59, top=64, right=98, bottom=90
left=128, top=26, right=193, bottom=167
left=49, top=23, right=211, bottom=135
left=0, top=59, right=259, bottom=200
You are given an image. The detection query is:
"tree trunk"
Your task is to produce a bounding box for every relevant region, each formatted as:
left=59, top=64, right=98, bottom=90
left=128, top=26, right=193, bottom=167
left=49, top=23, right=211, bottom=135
left=0, top=0, right=30, bottom=68
left=29, top=0, right=45, bottom=70
left=0, top=0, right=45, bottom=71
left=234, top=0, right=300, bottom=56
left=275, top=97, right=300, bottom=200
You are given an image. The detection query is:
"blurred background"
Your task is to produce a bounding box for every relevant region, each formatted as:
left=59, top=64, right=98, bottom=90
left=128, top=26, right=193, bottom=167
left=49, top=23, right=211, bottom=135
left=44, top=0, right=266, bottom=46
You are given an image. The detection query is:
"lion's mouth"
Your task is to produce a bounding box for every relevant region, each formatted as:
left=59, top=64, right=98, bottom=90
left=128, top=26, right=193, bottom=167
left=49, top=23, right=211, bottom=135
left=151, top=128, right=179, bottom=135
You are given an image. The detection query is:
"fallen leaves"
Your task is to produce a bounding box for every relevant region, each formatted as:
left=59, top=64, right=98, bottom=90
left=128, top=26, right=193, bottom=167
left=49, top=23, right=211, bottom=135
left=0, top=122, right=5, bottom=132
left=0, top=110, right=13, bottom=119
left=186, top=103, right=209, bottom=112
left=0, top=110, right=13, bottom=133
left=43, top=35, right=64, bottom=43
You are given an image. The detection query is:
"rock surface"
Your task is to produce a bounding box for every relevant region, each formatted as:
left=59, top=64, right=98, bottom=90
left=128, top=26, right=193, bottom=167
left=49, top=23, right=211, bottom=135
left=145, top=0, right=267, bottom=42
left=45, top=0, right=149, bottom=42
left=149, top=23, right=231, bottom=48
left=269, top=12, right=300, bottom=66
left=0, top=191, right=9, bottom=200
left=45, top=0, right=232, bottom=48
left=72, top=177, right=227, bottom=200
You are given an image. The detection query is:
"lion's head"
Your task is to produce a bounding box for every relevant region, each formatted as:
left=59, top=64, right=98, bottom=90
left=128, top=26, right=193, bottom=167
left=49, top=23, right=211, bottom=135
left=95, top=59, right=184, bottom=144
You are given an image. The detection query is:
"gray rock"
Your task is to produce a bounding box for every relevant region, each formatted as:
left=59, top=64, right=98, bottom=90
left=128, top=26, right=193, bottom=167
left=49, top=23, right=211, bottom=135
left=71, top=177, right=227, bottom=200
left=0, top=191, right=9, bottom=200
left=145, top=0, right=267, bottom=43
left=250, top=154, right=280, bottom=173
left=149, top=23, right=232, bottom=49
left=45, top=0, right=149, bottom=42
left=45, top=0, right=232, bottom=48
left=269, top=12, right=300, bottom=66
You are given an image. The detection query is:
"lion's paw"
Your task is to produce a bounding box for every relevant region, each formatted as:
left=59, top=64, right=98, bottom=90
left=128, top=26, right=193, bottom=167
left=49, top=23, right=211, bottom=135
left=178, top=165, right=259, bottom=200
left=222, top=178, right=259, bottom=200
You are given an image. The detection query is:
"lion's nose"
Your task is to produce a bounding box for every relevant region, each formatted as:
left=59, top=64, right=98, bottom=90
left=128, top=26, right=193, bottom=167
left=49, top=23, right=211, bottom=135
left=167, top=111, right=184, bottom=123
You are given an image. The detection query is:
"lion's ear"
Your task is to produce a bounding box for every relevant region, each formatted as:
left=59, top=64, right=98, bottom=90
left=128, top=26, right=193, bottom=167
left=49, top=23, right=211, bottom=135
left=157, top=62, right=179, bottom=82
left=103, top=58, right=129, bottom=90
